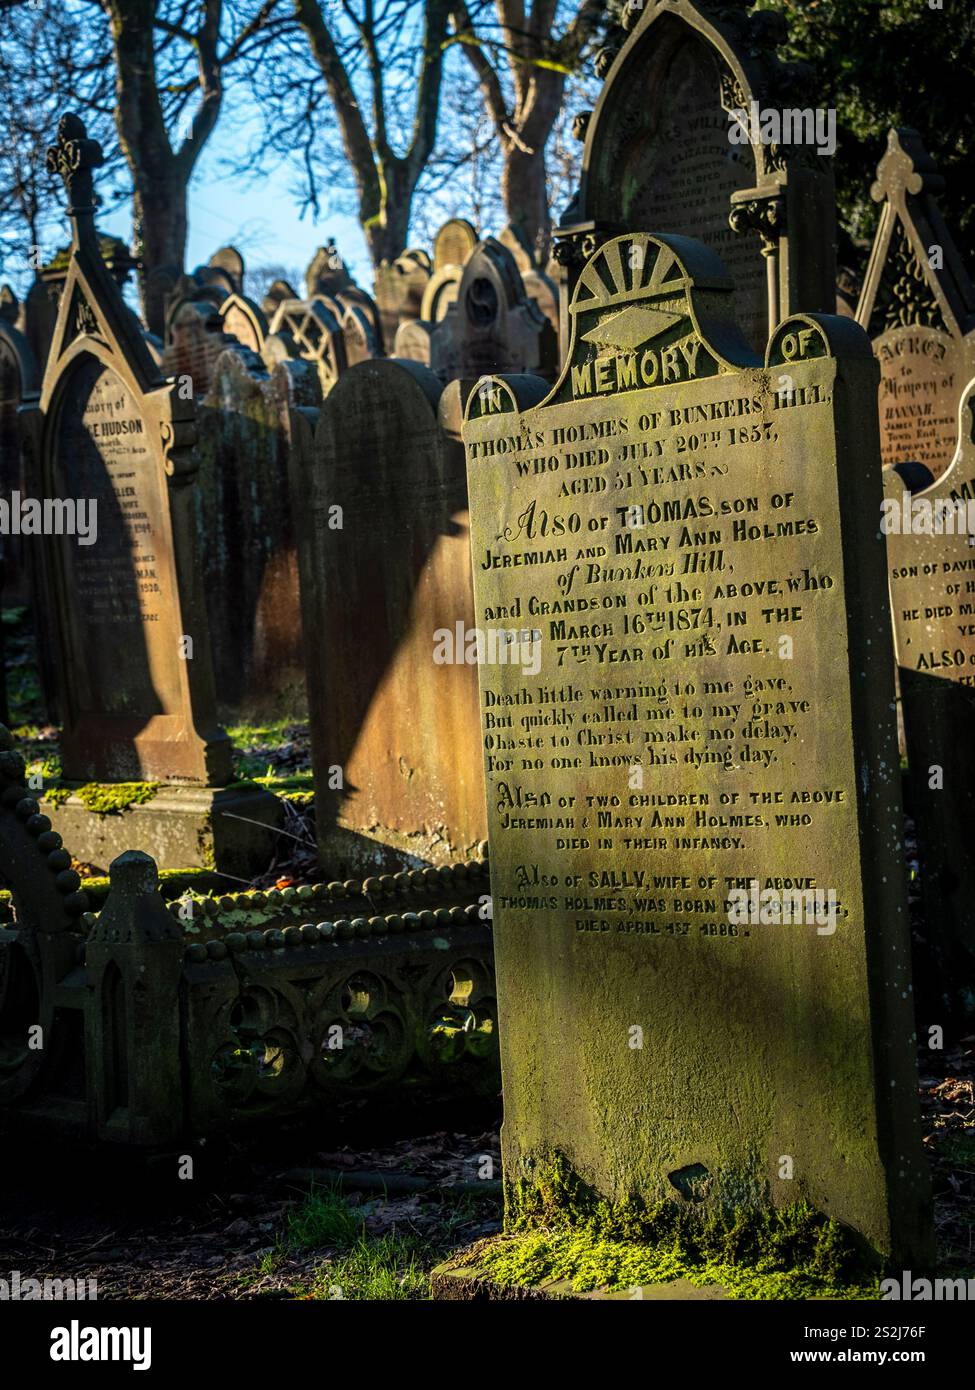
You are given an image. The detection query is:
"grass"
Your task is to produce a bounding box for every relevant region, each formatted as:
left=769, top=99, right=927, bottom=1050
left=239, top=1183, right=497, bottom=1301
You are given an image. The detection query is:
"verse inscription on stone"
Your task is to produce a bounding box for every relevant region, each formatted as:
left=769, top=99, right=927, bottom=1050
left=472, top=351, right=848, bottom=936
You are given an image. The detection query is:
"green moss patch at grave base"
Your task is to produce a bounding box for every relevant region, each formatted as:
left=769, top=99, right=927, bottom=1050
left=448, top=1227, right=881, bottom=1301
left=73, top=782, right=159, bottom=815
left=227, top=772, right=315, bottom=807
left=78, top=867, right=221, bottom=910
left=465, top=1150, right=880, bottom=1300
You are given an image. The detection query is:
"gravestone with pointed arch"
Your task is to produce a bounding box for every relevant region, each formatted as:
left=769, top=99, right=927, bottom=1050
left=24, top=115, right=279, bottom=874
left=554, top=0, right=835, bottom=359
left=857, top=129, right=975, bottom=482
left=459, top=230, right=931, bottom=1276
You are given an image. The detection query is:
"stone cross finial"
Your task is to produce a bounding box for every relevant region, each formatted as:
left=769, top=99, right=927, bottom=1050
left=45, top=112, right=104, bottom=240
left=870, top=127, right=943, bottom=205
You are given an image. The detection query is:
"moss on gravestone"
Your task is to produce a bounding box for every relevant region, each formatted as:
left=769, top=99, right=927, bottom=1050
left=451, top=1149, right=879, bottom=1299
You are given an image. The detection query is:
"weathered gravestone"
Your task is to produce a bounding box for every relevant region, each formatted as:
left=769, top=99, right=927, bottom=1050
left=421, top=219, right=479, bottom=324
left=857, top=129, right=975, bottom=482
left=196, top=345, right=320, bottom=718
left=374, top=248, right=431, bottom=349
left=265, top=296, right=347, bottom=393
left=162, top=297, right=238, bottom=399
left=289, top=359, right=486, bottom=874
left=884, top=383, right=975, bottom=1024
left=555, top=0, right=835, bottom=359
left=461, top=231, right=931, bottom=1274
left=25, top=115, right=279, bottom=874
left=427, top=238, right=558, bottom=385
left=218, top=292, right=269, bottom=354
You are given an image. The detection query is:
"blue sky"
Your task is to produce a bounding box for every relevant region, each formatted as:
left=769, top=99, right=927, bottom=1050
left=99, top=110, right=376, bottom=296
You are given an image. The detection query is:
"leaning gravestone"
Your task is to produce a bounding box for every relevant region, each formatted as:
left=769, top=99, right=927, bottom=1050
left=196, top=345, right=320, bottom=718
left=857, top=129, right=975, bottom=481
left=288, top=359, right=486, bottom=874
left=460, top=231, right=931, bottom=1277
left=24, top=114, right=279, bottom=874
left=555, top=0, right=835, bottom=358
left=884, top=383, right=975, bottom=1023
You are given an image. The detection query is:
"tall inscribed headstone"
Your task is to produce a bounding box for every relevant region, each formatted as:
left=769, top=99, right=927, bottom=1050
left=884, top=385, right=975, bottom=1023
left=462, top=232, right=930, bottom=1272
left=856, top=128, right=975, bottom=481
left=555, top=0, right=835, bottom=358
left=25, top=115, right=278, bottom=874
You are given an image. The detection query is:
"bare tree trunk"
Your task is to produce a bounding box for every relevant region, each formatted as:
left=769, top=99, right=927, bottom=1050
left=451, top=0, right=602, bottom=267
left=294, top=0, right=450, bottom=271
left=101, top=0, right=225, bottom=335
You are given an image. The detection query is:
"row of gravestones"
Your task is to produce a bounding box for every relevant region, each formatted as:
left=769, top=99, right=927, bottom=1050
left=0, top=6, right=971, bottom=928
left=0, top=0, right=969, bottom=1288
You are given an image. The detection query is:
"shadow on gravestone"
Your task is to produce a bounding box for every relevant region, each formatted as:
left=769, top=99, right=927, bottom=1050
left=554, top=0, right=836, bottom=361
left=451, top=230, right=932, bottom=1290
left=196, top=346, right=320, bottom=720
left=884, top=381, right=975, bottom=1029
left=287, top=360, right=487, bottom=875
left=857, top=128, right=975, bottom=484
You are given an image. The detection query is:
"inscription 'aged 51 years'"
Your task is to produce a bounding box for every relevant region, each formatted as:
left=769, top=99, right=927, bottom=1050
left=463, top=232, right=930, bottom=1266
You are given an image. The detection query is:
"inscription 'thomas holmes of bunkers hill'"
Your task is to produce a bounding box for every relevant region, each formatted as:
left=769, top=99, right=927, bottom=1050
left=463, top=232, right=932, bottom=1267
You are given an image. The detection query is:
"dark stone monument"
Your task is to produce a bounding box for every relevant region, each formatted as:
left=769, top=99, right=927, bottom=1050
left=554, top=0, right=836, bottom=358
left=857, top=129, right=975, bottom=482
left=25, top=115, right=279, bottom=874
left=459, top=231, right=931, bottom=1279
left=289, top=359, right=486, bottom=874
left=0, top=301, right=40, bottom=604
left=197, top=345, right=320, bottom=718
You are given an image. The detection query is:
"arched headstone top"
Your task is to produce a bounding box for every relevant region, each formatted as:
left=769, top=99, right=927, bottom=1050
left=421, top=266, right=463, bottom=323
left=261, top=278, right=299, bottom=319
left=207, top=246, right=245, bottom=295
left=555, top=0, right=835, bottom=355
left=0, top=285, right=19, bottom=326
left=433, top=218, right=478, bottom=272
left=218, top=292, right=269, bottom=353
